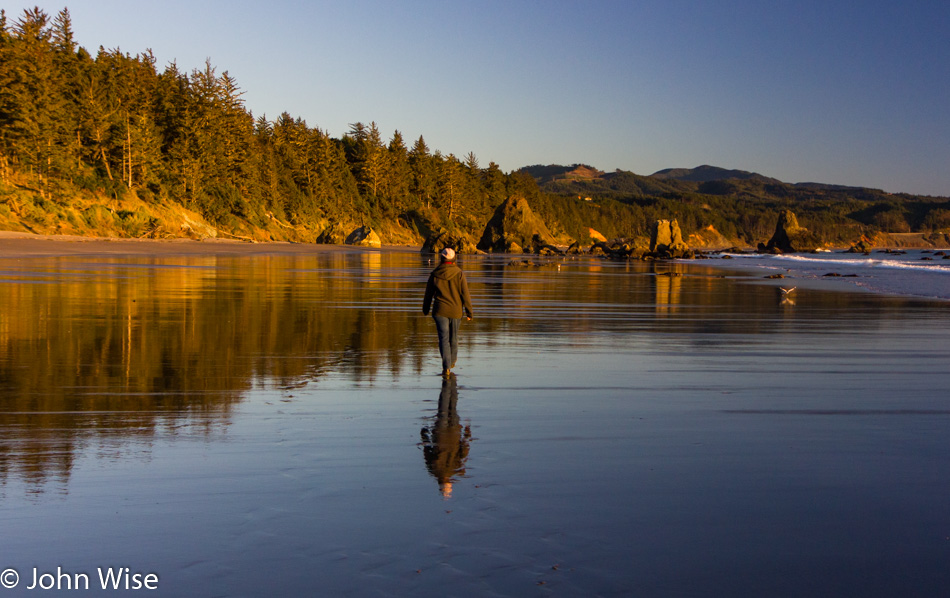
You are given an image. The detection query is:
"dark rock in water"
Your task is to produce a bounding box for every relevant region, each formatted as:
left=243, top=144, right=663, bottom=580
left=316, top=222, right=348, bottom=244
left=823, top=272, right=842, bottom=277
left=507, top=259, right=537, bottom=267
left=934, top=251, right=945, bottom=256
left=478, top=196, right=562, bottom=254
left=422, top=230, right=477, bottom=255
left=760, top=210, right=822, bottom=254
left=765, top=274, right=785, bottom=279
left=722, top=254, right=733, bottom=259
left=921, top=257, right=934, bottom=261
left=592, top=238, right=651, bottom=260
left=649, top=219, right=691, bottom=258
left=847, top=236, right=874, bottom=253
left=345, top=226, right=381, bottom=247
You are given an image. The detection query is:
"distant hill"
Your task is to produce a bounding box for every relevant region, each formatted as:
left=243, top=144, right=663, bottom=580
left=518, top=165, right=688, bottom=197
left=650, top=165, right=782, bottom=185
left=519, top=164, right=606, bottom=185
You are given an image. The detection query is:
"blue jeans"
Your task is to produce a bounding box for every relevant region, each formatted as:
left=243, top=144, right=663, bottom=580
left=433, top=316, right=460, bottom=371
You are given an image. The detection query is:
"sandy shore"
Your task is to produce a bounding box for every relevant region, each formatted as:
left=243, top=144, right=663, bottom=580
left=0, top=231, right=416, bottom=258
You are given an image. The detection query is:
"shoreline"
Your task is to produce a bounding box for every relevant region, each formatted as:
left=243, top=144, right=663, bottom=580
left=1, top=231, right=944, bottom=302
left=0, top=231, right=419, bottom=258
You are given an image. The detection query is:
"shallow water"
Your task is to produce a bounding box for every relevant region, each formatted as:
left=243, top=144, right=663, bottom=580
left=1, top=249, right=949, bottom=596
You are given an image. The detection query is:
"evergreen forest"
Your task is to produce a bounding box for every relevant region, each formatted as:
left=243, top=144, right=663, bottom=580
left=1, top=8, right=948, bottom=249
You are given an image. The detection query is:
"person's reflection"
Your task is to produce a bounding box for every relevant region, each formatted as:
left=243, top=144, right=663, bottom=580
left=420, top=375, right=471, bottom=499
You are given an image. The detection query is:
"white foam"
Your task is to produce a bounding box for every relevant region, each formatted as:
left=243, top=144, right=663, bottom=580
left=768, top=254, right=950, bottom=274
left=713, top=251, right=950, bottom=300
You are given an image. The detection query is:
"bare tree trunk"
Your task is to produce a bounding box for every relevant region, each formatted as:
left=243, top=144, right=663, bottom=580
left=46, top=137, right=52, bottom=200
left=94, top=126, right=113, bottom=181
left=126, top=112, right=133, bottom=188
left=99, top=147, right=113, bottom=181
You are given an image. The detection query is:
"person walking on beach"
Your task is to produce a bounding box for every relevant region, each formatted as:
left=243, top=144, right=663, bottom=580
left=422, top=247, right=473, bottom=377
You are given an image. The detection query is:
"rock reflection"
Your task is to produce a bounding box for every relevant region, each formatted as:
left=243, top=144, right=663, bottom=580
left=651, top=263, right=684, bottom=315
left=419, top=375, right=472, bottom=499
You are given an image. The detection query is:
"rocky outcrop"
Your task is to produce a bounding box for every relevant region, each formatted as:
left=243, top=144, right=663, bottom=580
left=562, top=229, right=609, bottom=254
left=758, top=210, right=822, bottom=253
left=421, top=229, right=478, bottom=254
left=477, top=196, right=564, bottom=253
left=649, top=219, right=692, bottom=258
left=345, top=226, right=381, bottom=248
left=588, top=237, right=651, bottom=259
left=316, top=222, right=348, bottom=244
left=846, top=235, right=874, bottom=253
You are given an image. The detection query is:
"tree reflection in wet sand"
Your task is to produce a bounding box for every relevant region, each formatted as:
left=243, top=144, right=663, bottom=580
left=0, top=250, right=433, bottom=492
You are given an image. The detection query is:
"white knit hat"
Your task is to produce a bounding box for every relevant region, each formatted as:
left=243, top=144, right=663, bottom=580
left=440, top=247, right=456, bottom=261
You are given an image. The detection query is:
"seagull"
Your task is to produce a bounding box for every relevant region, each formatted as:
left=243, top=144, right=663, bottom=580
left=780, top=286, right=797, bottom=305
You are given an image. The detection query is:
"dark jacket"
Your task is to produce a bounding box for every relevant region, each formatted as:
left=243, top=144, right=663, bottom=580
left=423, top=262, right=474, bottom=319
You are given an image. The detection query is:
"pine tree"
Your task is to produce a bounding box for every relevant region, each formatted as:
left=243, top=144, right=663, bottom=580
left=385, top=130, right=411, bottom=215
left=436, top=153, right=464, bottom=221
left=0, top=9, right=14, bottom=184
left=5, top=8, right=73, bottom=198
left=77, top=51, right=120, bottom=182
left=409, top=135, right=435, bottom=209
left=483, top=161, right=507, bottom=205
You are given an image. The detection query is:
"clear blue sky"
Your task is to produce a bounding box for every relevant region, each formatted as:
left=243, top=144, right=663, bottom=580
left=5, top=0, right=950, bottom=196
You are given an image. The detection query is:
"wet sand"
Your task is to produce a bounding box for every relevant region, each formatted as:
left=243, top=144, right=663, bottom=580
left=1, top=236, right=949, bottom=596
left=0, top=231, right=376, bottom=258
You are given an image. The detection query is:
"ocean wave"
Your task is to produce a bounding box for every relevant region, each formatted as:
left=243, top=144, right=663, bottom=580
left=719, top=252, right=950, bottom=274
left=768, top=255, right=950, bottom=274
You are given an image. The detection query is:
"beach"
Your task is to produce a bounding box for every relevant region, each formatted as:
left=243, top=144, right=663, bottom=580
left=1, top=236, right=949, bottom=596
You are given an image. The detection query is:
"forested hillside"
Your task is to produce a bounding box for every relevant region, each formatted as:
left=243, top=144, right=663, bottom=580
left=1, top=7, right=948, bottom=249
left=0, top=8, right=531, bottom=243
